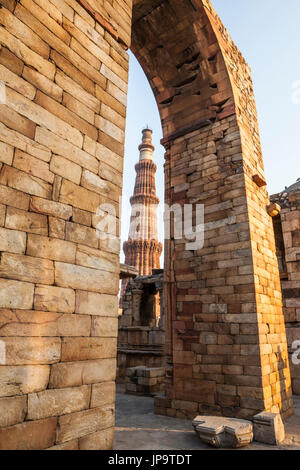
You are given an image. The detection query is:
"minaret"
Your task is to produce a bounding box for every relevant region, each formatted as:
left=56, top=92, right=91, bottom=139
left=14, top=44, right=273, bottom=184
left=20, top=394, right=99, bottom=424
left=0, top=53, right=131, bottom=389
left=123, top=128, right=162, bottom=277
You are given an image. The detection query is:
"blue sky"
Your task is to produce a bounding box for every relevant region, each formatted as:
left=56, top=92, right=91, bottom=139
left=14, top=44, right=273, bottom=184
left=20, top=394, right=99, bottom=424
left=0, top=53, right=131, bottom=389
left=121, top=0, right=300, bottom=260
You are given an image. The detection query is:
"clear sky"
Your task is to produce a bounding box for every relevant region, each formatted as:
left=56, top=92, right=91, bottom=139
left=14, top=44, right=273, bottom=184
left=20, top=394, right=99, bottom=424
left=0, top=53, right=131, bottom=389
left=121, top=0, right=300, bottom=261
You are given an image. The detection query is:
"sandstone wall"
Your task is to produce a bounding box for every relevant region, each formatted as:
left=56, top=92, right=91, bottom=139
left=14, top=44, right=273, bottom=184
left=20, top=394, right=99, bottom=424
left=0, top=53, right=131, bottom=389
left=271, top=190, right=300, bottom=395
left=0, top=0, right=131, bottom=450
left=132, top=0, right=293, bottom=420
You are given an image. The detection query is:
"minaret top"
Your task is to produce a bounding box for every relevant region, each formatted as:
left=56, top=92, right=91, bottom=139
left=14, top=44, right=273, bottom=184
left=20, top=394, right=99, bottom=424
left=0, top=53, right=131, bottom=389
left=138, top=128, right=155, bottom=161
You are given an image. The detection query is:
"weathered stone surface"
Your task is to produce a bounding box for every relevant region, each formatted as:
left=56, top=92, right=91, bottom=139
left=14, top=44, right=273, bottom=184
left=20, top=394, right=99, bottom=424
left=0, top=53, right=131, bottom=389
left=13, top=149, right=54, bottom=184
left=0, top=417, right=57, bottom=450
left=192, top=416, right=253, bottom=448
left=75, top=291, right=118, bottom=316
left=66, top=222, right=98, bottom=249
left=79, top=427, right=114, bottom=450
left=35, top=127, right=98, bottom=173
left=0, top=365, right=50, bottom=397
left=76, top=244, right=119, bottom=273
left=0, top=396, right=27, bottom=428
left=27, top=385, right=90, bottom=420
left=1, top=337, right=61, bottom=365
left=0, top=183, right=30, bottom=210
left=253, top=412, right=285, bottom=445
left=22, top=65, right=63, bottom=101
left=91, top=317, right=118, bottom=337
left=49, top=216, right=65, bottom=239
left=0, top=309, right=90, bottom=337
left=0, top=253, right=54, bottom=285
left=5, top=87, right=83, bottom=148
left=49, top=358, right=116, bottom=389
left=0, top=141, right=14, bottom=165
left=55, top=262, right=119, bottom=294
left=90, top=382, right=116, bottom=408
left=0, top=279, right=34, bottom=309
left=30, top=196, right=72, bottom=220
left=48, top=439, right=79, bottom=450
left=61, top=337, right=117, bottom=362
left=5, top=206, right=48, bottom=235
left=27, top=234, right=76, bottom=263
left=34, top=285, right=75, bottom=313
left=59, top=179, right=100, bottom=213
left=0, top=121, right=51, bottom=162
left=0, top=227, right=26, bottom=254
left=0, top=165, right=52, bottom=198
left=50, top=154, right=82, bottom=185
left=56, top=405, right=114, bottom=443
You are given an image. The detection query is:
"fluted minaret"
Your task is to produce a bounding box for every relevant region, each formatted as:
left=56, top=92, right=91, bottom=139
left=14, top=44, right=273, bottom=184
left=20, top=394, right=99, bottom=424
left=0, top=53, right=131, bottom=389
left=123, top=128, right=162, bottom=278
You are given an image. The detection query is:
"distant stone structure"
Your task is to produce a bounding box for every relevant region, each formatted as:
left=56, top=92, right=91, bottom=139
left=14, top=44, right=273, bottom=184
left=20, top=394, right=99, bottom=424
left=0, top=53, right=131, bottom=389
left=120, top=128, right=162, bottom=306
left=117, top=270, right=165, bottom=385
left=271, top=179, right=300, bottom=395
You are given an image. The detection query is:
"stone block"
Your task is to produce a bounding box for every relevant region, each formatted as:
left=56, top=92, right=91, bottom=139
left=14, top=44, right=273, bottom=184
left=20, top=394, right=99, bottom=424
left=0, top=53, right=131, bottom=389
left=27, top=234, right=76, bottom=263
left=50, top=154, right=82, bottom=185
left=192, top=416, right=253, bottom=448
left=30, top=196, right=72, bottom=220
left=0, top=184, right=30, bottom=211
left=90, top=381, right=116, bottom=408
left=13, top=149, right=54, bottom=184
left=27, top=385, right=90, bottom=420
left=59, top=179, right=100, bottom=213
left=1, top=337, right=61, bottom=365
left=22, top=66, right=63, bottom=101
left=55, top=262, right=118, bottom=294
left=0, top=395, right=27, bottom=427
left=144, top=368, right=165, bottom=378
left=5, top=206, right=48, bottom=235
left=0, top=309, right=90, bottom=337
left=0, top=45, right=24, bottom=75
left=48, top=440, right=79, bottom=450
left=61, top=337, right=117, bottom=362
left=79, top=428, right=114, bottom=450
left=49, top=358, right=116, bottom=389
left=0, top=226, right=26, bottom=254
left=56, top=405, right=114, bottom=443
left=253, top=412, right=285, bottom=445
left=0, top=279, right=34, bottom=309
left=66, top=222, right=98, bottom=249
left=91, top=317, right=118, bottom=337
left=0, top=165, right=51, bottom=199
left=75, top=291, right=118, bottom=316
left=0, top=253, right=54, bottom=285
left=0, top=141, right=14, bottom=165
left=34, top=285, right=75, bottom=313
left=76, top=244, right=119, bottom=273
left=35, top=127, right=98, bottom=174
left=0, top=417, right=57, bottom=450
left=0, top=365, right=50, bottom=397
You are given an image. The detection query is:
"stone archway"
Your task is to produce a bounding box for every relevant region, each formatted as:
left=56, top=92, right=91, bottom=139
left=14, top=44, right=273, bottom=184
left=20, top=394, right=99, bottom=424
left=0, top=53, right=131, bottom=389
left=0, top=0, right=293, bottom=450
left=131, top=0, right=293, bottom=420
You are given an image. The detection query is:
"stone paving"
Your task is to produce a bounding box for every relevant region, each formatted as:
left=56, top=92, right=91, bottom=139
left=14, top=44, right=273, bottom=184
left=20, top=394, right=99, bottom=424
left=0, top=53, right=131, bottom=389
left=114, top=389, right=300, bottom=450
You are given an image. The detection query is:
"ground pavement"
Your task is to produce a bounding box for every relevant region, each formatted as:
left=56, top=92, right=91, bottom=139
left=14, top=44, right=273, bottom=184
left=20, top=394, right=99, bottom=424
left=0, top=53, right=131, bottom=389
left=114, top=388, right=300, bottom=450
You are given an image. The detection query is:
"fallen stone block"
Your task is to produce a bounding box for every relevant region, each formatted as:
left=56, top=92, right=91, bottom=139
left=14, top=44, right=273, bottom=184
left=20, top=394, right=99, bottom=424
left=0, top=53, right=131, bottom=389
left=253, top=412, right=285, bottom=445
left=192, top=416, right=253, bottom=448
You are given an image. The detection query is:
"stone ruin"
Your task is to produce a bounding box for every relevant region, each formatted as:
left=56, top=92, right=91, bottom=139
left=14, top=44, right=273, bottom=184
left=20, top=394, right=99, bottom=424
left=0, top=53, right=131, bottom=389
left=271, top=180, right=300, bottom=396
left=117, top=269, right=165, bottom=387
